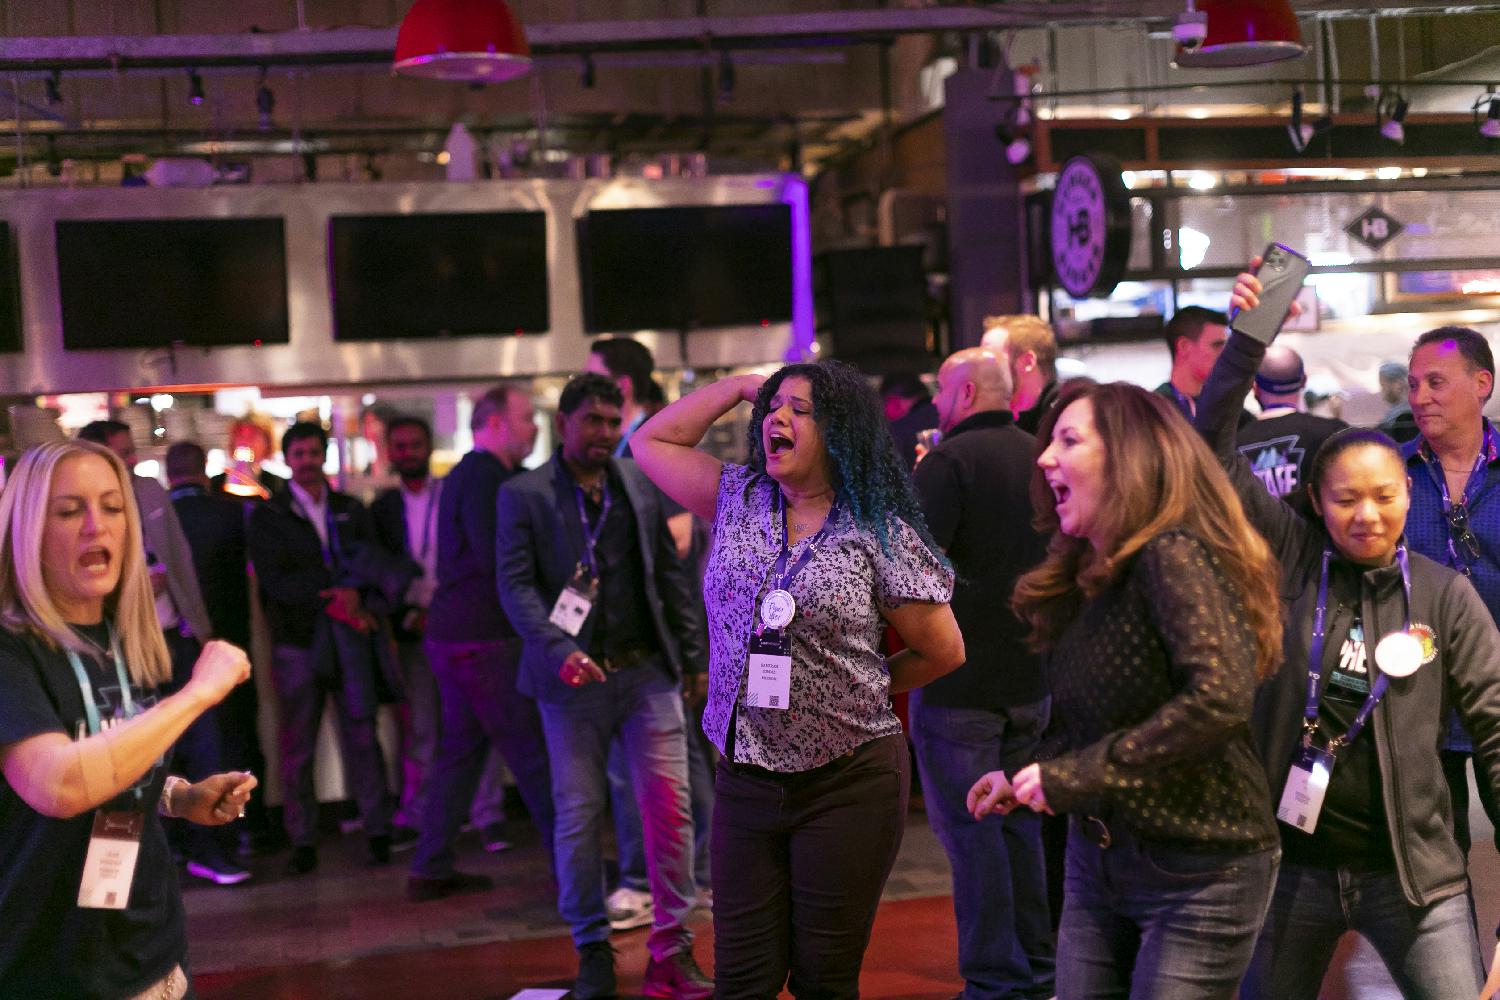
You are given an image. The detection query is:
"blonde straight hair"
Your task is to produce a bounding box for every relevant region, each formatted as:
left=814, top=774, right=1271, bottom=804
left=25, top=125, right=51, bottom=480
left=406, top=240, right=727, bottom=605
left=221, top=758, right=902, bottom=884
left=0, top=441, right=172, bottom=687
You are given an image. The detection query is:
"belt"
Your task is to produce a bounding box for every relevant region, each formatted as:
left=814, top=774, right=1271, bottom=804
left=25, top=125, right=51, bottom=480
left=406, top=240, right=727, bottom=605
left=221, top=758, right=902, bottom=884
left=595, top=644, right=656, bottom=673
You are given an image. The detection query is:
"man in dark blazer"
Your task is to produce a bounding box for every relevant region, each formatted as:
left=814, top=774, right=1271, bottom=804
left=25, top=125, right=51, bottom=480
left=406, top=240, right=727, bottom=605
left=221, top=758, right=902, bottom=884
left=247, top=421, right=409, bottom=876
left=497, top=373, right=711, bottom=1000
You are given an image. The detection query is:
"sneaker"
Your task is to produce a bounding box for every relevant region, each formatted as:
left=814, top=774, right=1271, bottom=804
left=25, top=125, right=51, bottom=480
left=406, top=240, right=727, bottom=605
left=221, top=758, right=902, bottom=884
left=480, top=823, right=513, bottom=854
left=573, top=941, right=617, bottom=1000
left=186, top=857, right=252, bottom=886
left=605, top=886, right=653, bottom=931
left=641, top=949, right=713, bottom=1000
left=284, top=845, right=318, bottom=877
left=388, top=825, right=419, bottom=853
left=405, top=870, right=494, bottom=903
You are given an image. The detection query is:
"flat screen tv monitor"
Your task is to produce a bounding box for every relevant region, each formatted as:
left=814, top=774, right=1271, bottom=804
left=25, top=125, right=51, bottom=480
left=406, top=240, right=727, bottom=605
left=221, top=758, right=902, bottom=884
left=328, top=211, right=549, bottom=340
left=0, top=222, right=19, bottom=352
left=578, top=203, right=794, bottom=333
left=56, top=217, right=289, bottom=350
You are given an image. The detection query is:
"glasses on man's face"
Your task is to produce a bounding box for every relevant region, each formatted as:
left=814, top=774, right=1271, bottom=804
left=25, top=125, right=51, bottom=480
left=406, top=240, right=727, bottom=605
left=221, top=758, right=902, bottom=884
left=1446, top=502, right=1482, bottom=568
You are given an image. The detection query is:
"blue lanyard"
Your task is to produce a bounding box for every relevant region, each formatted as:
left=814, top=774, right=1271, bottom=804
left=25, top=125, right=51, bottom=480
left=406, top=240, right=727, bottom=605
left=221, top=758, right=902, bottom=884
left=408, top=480, right=440, bottom=560
left=770, top=491, right=839, bottom=593
left=1303, top=546, right=1412, bottom=751
left=1422, top=447, right=1488, bottom=569
left=574, top=481, right=613, bottom=578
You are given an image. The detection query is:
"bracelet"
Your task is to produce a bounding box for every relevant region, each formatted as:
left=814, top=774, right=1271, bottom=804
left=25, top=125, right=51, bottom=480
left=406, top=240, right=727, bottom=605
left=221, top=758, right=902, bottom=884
left=158, top=775, right=190, bottom=818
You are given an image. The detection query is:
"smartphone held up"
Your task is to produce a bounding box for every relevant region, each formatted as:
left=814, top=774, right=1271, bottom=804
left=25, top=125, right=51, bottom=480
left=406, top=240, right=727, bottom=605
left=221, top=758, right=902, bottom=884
left=1228, top=243, right=1311, bottom=345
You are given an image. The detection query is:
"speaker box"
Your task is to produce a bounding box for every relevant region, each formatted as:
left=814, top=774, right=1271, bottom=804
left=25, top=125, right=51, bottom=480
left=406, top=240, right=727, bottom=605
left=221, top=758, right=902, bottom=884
left=815, top=246, right=932, bottom=375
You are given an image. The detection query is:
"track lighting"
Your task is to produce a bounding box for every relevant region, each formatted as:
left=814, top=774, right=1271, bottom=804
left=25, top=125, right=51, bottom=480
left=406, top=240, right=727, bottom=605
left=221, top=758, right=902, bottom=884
left=1379, top=92, right=1408, bottom=144
left=44, top=70, right=62, bottom=106
left=580, top=54, right=595, bottom=89
left=256, top=69, right=275, bottom=131
left=188, top=69, right=205, bottom=106
left=1286, top=88, right=1330, bottom=154
left=1480, top=93, right=1500, bottom=140
left=717, top=51, right=735, bottom=103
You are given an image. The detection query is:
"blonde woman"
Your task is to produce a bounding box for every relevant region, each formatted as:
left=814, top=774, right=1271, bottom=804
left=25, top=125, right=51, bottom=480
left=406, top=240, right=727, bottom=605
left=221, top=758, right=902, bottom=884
left=0, top=441, right=253, bottom=999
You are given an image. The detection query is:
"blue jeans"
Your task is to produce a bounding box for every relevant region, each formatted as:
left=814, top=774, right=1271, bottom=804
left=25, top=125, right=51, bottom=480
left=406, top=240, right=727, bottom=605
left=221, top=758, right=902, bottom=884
left=611, top=697, right=716, bottom=892
left=410, top=637, right=554, bottom=878
left=1240, top=861, right=1484, bottom=1000
left=538, top=662, right=696, bottom=961
left=909, top=693, right=1055, bottom=1000
left=1059, top=820, right=1278, bottom=1000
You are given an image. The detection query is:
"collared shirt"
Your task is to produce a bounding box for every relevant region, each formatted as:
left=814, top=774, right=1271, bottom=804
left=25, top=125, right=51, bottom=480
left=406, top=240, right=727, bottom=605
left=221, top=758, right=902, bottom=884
left=401, top=477, right=441, bottom=581
left=1402, top=420, right=1500, bottom=752
left=565, top=463, right=658, bottom=663
left=287, top=478, right=331, bottom=559
left=702, top=463, right=954, bottom=772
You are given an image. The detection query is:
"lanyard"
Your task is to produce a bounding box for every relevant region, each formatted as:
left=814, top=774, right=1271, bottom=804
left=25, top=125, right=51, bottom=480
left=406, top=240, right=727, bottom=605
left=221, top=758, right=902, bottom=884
left=1303, top=546, right=1412, bottom=752
left=292, top=496, right=339, bottom=568
left=65, top=624, right=136, bottom=737
left=574, top=481, right=613, bottom=577
left=614, top=412, right=646, bottom=458
left=769, top=490, right=839, bottom=595
left=1168, top=384, right=1196, bottom=419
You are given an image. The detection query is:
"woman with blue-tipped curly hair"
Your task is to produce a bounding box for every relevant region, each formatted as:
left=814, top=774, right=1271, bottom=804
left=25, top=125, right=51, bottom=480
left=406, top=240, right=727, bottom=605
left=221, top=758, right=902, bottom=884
left=633, top=361, right=964, bottom=999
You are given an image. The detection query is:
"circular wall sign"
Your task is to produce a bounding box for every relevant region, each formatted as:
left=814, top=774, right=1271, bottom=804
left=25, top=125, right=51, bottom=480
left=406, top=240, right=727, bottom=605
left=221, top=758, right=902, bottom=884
left=1049, top=153, right=1132, bottom=299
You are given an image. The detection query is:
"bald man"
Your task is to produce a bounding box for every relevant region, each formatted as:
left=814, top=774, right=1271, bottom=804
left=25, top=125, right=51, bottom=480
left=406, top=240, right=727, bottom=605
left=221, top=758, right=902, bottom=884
left=1237, top=343, right=1346, bottom=515
left=911, top=346, right=1055, bottom=1000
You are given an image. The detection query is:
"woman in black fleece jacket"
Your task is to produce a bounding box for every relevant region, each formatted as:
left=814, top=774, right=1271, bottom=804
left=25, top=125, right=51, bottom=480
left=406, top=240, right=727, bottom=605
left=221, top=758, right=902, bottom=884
left=1196, top=268, right=1500, bottom=1000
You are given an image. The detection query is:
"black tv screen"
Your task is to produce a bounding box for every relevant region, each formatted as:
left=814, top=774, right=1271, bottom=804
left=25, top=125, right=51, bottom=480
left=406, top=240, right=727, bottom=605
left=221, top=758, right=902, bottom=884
left=329, top=211, right=549, bottom=340
left=56, top=218, right=289, bottom=350
left=578, top=204, right=794, bottom=333
left=0, top=222, right=19, bottom=352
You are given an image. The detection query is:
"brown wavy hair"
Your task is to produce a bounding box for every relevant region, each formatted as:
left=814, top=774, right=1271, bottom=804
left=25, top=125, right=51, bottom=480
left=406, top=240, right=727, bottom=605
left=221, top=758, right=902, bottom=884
left=1011, top=380, right=1282, bottom=680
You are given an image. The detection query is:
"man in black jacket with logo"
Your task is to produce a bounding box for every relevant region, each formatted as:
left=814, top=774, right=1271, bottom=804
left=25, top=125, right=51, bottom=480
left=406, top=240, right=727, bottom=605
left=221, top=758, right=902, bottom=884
left=911, top=346, right=1054, bottom=1000
left=1236, top=344, right=1346, bottom=517
left=247, top=422, right=403, bottom=876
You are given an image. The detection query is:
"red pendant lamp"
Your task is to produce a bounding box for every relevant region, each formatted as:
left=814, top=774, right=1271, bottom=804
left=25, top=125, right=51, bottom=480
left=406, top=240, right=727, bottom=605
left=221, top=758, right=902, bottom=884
left=1174, top=0, right=1306, bottom=69
left=393, top=0, right=532, bottom=83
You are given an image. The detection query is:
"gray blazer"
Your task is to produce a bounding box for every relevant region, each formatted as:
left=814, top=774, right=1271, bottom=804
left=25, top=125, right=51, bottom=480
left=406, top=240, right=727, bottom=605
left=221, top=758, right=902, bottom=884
left=133, top=475, right=213, bottom=642
left=496, top=453, right=705, bottom=703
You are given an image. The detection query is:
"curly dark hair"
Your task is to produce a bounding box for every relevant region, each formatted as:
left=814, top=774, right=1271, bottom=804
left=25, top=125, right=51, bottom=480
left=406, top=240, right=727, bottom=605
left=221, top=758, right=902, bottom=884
left=746, top=360, right=944, bottom=560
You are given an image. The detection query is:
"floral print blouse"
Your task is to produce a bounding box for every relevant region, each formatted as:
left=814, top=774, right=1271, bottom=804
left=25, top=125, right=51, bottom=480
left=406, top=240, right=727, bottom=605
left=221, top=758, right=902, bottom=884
left=701, top=463, right=954, bottom=772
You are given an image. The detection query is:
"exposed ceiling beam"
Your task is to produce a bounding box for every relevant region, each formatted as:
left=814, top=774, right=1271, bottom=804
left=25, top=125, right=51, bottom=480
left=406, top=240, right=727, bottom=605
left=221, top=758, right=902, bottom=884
left=4, top=4, right=1499, bottom=75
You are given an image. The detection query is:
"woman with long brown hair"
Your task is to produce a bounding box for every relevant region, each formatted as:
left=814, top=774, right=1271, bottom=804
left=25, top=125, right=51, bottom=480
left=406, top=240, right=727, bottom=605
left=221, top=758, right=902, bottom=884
left=967, top=380, right=1283, bottom=1000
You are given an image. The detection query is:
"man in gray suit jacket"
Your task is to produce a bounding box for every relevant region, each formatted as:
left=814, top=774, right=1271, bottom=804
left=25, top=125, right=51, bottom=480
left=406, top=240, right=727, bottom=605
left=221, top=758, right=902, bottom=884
left=496, top=374, right=711, bottom=1000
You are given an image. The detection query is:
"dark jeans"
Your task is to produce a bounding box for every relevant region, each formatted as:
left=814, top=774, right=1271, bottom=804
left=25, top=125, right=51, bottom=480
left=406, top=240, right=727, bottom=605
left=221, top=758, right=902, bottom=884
left=1240, top=861, right=1484, bottom=1000
left=410, top=637, right=554, bottom=877
left=269, top=643, right=392, bottom=847
left=909, top=693, right=1055, bottom=1000
left=1058, top=820, right=1278, bottom=1000
left=712, top=732, right=909, bottom=1000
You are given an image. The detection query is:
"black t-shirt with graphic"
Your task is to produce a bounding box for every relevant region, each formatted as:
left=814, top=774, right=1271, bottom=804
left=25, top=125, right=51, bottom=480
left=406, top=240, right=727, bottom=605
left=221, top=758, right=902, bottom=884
left=0, top=623, right=185, bottom=998
left=1281, top=583, right=1397, bottom=871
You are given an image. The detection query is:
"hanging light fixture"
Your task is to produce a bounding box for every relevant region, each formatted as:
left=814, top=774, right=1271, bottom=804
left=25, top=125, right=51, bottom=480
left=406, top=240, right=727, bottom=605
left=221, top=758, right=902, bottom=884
left=393, top=0, right=531, bottom=83
left=1479, top=92, right=1500, bottom=140
left=187, top=69, right=206, bottom=106
left=1173, top=0, right=1307, bottom=69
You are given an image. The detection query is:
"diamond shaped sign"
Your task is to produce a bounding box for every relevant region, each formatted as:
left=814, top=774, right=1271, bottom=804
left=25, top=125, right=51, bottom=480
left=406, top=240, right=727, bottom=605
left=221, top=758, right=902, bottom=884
left=1345, top=207, right=1406, bottom=251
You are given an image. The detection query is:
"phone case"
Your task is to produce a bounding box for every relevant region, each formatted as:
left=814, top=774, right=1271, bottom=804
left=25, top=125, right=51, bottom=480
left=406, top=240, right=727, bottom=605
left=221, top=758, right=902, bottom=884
left=1230, top=243, right=1311, bottom=345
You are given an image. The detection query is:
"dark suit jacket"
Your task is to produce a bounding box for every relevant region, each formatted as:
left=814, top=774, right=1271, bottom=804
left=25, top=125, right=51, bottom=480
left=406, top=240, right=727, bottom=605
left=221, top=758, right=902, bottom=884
left=496, top=454, right=706, bottom=703
left=370, top=483, right=433, bottom=643
left=170, top=486, right=252, bottom=648
left=248, top=486, right=377, bottom=648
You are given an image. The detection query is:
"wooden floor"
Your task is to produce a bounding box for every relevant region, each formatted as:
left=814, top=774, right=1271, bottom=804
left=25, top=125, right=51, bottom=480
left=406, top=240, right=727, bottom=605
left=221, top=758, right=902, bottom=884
left=189, top=780, right=1500, bottom=1000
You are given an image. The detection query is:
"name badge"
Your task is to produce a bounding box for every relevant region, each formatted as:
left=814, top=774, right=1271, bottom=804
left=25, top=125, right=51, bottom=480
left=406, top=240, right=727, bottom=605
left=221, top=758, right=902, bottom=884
left=1276, top=745, right=1334, bottom=834
left=549, top=587, right=593, bottom=637
left=745, top=629, right=792, bottom=711
left=78, top=809, right=145, bottom=910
